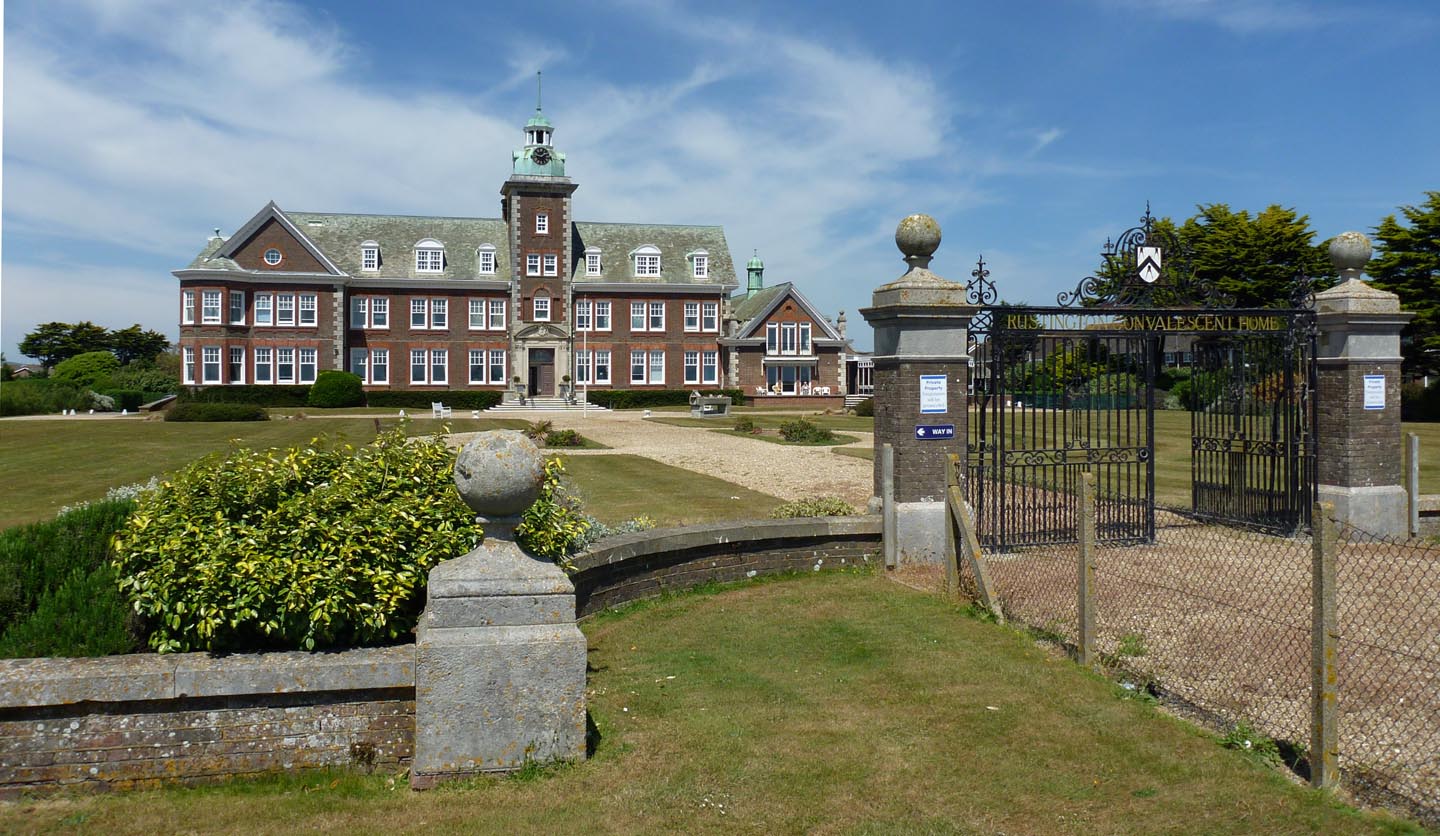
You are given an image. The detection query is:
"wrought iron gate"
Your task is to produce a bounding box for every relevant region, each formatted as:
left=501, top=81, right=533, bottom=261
left=965, top=209, right=1317, bottom=548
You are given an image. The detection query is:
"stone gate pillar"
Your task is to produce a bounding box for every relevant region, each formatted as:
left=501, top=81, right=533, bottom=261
left=860, top=215, right=975, bottom=564
left=1315, top=232, right=1415, bottom=537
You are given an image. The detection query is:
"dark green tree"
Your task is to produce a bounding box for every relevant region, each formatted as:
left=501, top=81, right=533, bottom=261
left=108, top=325, right=171, bottom=365
left=17, top=321, right=111, bottom=369
left=1367, top=191, right=1440, bottom=379
left=1092, top=205, right=1334, bottom=308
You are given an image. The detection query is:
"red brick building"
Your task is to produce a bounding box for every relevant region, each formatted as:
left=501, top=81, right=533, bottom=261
left=175, top=106, right=849, bottom=402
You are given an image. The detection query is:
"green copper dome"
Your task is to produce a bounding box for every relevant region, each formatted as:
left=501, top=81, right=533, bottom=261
left=747, top=252, right=764, bottom=270
left=526, top=111, right=553, bottom=130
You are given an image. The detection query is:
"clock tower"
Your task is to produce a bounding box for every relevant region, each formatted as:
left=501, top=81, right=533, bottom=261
left=501, top=73, right=577, bottom=398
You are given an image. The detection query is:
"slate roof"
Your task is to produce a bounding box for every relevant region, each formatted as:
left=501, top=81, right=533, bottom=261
left=727, top=282, right=845, bottom=342
left=728, top=284, right=790, bottom=326
left=180, top=206, right=738, bottom=288
left=572, top=221, right=735, bottom=287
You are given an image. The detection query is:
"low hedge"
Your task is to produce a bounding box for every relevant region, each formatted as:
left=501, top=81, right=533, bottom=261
left=98, top=389, right=145, bottom=412
left=0, top=500, right=143, bottom=658
left=364, top=390, right=504, bottom=411
left=183, top=385, right=311, bottom=406
left=585, top=388, right=746, bottom=410
left=166, top=402, right=269, bottom=422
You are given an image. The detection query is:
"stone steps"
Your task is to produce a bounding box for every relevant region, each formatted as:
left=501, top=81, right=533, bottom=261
left=485, top=398, right=610, bottom=414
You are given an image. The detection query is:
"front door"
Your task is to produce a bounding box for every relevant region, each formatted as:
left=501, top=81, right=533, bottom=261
left=528, top=348, right=555, bottom=396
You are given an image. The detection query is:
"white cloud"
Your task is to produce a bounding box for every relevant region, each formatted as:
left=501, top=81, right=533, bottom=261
left=1097, top=0, right=1346, bottom=33
left=1, top=263, right=178, bottom=352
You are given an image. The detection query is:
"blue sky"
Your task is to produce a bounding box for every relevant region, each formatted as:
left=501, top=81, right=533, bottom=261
left=3, top=0, right=1437, bottom=358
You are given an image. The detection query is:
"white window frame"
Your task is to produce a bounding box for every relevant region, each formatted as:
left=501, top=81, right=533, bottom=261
left=702, top=302, right=719, bottom=332
left=488, top=299, right=506, bottom=330
left=298, top=348, right=317, bottom=383
left=575, top=300, right=591, bottom=331
left=649, top=302, right=665, bottom=332
left=684, top=302, right=699, bottom=332
left=766, top=322, right=778, bottom=354
left=630, top=350, right=646, bottom=385
left=634, top=246, right=661, bottom=278
left=543, top=254, right=557, bottom=276
left=229, top=347, right=245, bottom=384
left=536, top=212, right=549, bottom=234
left=488, top=350, right=506, bottom=385
left=702, top=351, right=718, bottom=385
left=182, top=291, right=196, bottom=325
left=690, top=250, right=709, bottom=279
left=648, top=350, right=665, bottom=385
left=361, top=243, right=379, bottom=272
left=799, top=322, right=812, bottom=353
left=683, top=350, right=700, bottom=385
left=594, top=350, right=612, bottom=385
left=411, top=298, right=428, bottom=329
left=263, top=248, right=283, bottom=266
left=585, top=249, right=602, bottom=276
left=351, top=297, right=367, bottom=329
left=276, top=294, right=295, bottom=326
left=276, top=348, right=295, bottom=383
left=410, top=349, right=426, bottom=384
left=469, top=299, right=485, bottom=330
left=254, top=348, right=272, bottom=383
left=229, top=291, right=246, bottom=325
left=533, top=295, right=551, bottom=321
left=781, top=322, right=798, bottom=355
left=371, top=349, right=389, bottom=384
left=430, top=349, right=448, bottom=385
left=415, top=239, right=444, bottom=273
left=299, top=293, right=317, bottom=326
left=477, top=246, right=496, bottom=275
left=182, top=346, right=195, bottom=383
left=630, top=301, right=646, bottom=332
left=594, top=300, right=611, bottom=331
left=201, top=291, right=222, bottom=324
left=372, top=298, right=388, bottom=328
left=526, top=254, right=541, bottom=276
left=469, top=350, right=486, bottom=385
left=575, top=349, right=591, bottom=384
left=350, top=348, right=368, bottom=381
left=431, top=298, right=448, bottom=330
left=255, top=293, right=272, bottom=326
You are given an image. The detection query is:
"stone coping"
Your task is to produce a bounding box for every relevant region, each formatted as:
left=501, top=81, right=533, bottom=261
left=0, top=645, right=414, bottom=710
left=571, top=515, right=882, bottom=572
left=0, top=516, right=883, bottom=711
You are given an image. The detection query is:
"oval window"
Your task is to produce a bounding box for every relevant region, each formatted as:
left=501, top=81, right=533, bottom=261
left=264, top=248, right=283, bottom=266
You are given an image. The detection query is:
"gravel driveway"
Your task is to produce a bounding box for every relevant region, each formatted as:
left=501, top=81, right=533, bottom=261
left=456, top=410, right=875, bottom=510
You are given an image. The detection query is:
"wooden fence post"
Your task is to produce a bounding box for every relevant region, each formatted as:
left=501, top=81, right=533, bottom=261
left=1311, top=501, right=1338, bottom=789
left=1078, top=471, right=1096, bottom=669
left=1406, top=433, right=1420, bottom=538
left=946, top=454, right=1004, bottom=622
left=881, top=443, right=897, bottom=569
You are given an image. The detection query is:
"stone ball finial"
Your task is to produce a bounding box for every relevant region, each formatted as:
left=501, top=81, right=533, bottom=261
left=895, top=214, right=942, bottom=262
left=453, top=430, right=545, bottom=518
left=1329, top=231, right=1372, bottom=276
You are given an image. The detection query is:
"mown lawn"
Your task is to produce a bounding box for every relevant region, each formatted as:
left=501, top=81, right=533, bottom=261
left=560, top=454, right=782, bottom=525
left=1, top=573, right=1419, bottom=835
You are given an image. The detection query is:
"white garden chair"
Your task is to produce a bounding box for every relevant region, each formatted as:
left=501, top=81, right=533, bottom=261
left=431, top=401, right=453, bottom=419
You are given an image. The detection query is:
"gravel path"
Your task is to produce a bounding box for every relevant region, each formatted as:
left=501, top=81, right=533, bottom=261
left=456, top=410, right=875, bottom=509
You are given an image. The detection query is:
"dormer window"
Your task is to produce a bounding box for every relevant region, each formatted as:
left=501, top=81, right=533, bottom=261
left=415, top=238, right=444, bottom=273
left=689, top=249, right=709, bottom=279
left=360, top=240, right=380, bottom=272
left=535, top=213, right=549, bottom=234
left=477, top=244, right=497, bottom=275
left=585, top=247, right=602, bottom=276
left=632, top=245, right=661, bottom=278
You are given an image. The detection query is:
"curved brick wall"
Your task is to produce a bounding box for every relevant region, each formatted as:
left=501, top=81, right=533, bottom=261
left=0, top=515, right=880, bottom=796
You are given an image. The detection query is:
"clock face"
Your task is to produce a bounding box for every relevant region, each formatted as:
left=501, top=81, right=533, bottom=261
left=532, top=147, right=551, bottom=165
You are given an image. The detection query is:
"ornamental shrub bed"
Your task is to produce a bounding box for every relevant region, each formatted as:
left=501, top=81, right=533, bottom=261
left=111, top=429, right=481, bottom=653
left=779, top=418, right=836, bottom=444
left=0, top=500, right=142, bottom=658
left=852, top=397, right=874, bottom=417
left=585, top=388, right=745, bottom=409
left=307, top=370, right=365, bottom=408
left=769, top=496, right=857, bottom=519
left=363, top=390, right=503, bottom=411
left=166, top=402, right=269, bottom=422
left=183, top=385, right=311, bottom=407
left=0, top=379, right=93, bottom=416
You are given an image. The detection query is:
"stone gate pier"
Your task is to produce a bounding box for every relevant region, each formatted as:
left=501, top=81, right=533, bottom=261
left=860, top=215, right=974, bottom=564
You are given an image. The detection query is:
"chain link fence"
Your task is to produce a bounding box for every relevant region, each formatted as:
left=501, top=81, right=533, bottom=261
left=960, top=502, right=1439, bottom=826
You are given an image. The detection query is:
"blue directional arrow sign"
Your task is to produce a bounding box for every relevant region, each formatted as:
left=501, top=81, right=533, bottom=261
left=915, top=424, right=955, bottom=440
